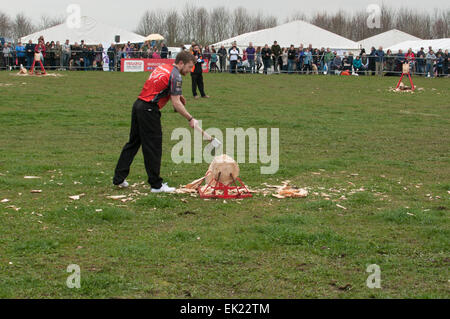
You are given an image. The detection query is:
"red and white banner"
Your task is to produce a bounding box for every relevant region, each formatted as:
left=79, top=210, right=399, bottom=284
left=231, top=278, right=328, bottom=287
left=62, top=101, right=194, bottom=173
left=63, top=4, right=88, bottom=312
left=121, top=58, right=209, bottom=73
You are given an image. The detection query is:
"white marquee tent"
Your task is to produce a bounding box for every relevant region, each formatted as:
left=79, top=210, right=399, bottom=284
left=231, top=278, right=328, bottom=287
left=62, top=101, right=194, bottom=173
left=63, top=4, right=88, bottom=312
left=21, top=16, right=145, bottom=45
left=212, top=20, right=359, bottom=51
left=386, top=38, right=450, bottom=53
left=358, top=29, right=421, bottom=51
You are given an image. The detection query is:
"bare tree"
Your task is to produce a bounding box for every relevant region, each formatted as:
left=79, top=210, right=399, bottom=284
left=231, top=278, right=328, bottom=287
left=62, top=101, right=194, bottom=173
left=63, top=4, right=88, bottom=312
left=210, top=7, right=231, bottom=44
left=285, top=11, right=307, bottom=23
left=232, top=7, right=250, bottom=36
left=135, top=9, right=167, bottom=37
left=165, top=9, right=179, bottom=46
left=196, top=7, right=209, bottom=44
left=0, top=11, right=13, bottom=38
left=263, top=15, right=278, bottom=29
left=37, top=14, right=65, bottom=31
left=180, top=3, right=197, bottom=43
left=13, top=13, right=35, bottom=39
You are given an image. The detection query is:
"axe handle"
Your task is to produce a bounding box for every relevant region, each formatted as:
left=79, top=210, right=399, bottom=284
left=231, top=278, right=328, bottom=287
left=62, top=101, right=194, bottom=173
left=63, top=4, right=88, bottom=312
left=194, top=125, right=213, bottom=141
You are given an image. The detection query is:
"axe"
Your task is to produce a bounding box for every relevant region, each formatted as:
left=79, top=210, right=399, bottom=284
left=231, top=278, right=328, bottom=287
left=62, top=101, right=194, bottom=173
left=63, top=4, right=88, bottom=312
left=194, top=124, right=222, bottom=149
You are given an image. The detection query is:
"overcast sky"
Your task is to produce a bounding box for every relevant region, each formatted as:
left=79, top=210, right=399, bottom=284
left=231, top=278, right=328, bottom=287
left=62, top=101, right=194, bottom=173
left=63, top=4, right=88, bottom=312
left=3, top=0, right=449, bottom=31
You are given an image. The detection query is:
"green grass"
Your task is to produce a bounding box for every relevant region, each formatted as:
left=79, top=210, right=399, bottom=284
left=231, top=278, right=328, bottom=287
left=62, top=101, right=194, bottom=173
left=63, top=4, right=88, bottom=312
left=0, top=71, right=449, bottom=298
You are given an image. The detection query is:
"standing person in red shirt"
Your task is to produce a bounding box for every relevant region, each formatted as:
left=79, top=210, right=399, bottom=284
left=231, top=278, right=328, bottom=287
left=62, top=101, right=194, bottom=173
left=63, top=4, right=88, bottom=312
left=35, top=38, right=46, bottom=64
left=113, top=51, right=198, bottom=193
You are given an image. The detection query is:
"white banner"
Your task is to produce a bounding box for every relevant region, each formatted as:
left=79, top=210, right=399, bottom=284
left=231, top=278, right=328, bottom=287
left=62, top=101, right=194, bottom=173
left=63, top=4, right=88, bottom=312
left=123, top=60, right=145, bottom=72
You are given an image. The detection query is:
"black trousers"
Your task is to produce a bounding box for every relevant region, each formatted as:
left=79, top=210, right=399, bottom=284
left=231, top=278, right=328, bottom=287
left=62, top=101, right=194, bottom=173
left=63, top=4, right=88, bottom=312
left=113, top=99, right=163, bottom=189
left=191, top=72, right=206, bottom=97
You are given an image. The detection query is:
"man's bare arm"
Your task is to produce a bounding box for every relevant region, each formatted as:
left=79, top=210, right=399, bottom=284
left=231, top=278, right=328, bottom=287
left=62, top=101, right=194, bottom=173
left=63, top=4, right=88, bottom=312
left=171, top=95, right=198, bottom=129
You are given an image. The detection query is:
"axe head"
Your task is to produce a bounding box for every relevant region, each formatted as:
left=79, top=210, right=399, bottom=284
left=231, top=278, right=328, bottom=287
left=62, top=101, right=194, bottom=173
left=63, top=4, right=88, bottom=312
left=211, top=138, right=222, bottom=148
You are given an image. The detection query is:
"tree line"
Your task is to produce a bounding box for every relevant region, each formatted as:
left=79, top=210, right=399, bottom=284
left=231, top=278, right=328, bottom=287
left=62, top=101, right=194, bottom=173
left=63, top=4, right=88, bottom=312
left=0, top=5, right=448, bottom=46
left=135, top=4, right=448, bottom=45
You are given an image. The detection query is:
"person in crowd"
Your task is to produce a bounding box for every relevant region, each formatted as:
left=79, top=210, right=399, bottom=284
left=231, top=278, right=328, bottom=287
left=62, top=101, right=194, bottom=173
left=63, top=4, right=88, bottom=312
left=69, top=42, right=79, bottom=70
left=61, top=40, right=71, bottom=69
left=415, top=47, right=425, bottom=75
left=311, top=48, right=320, bottom=75
left=318, top=47, right=326, bottom=73
left=160, top=43, right=168, bottom=59
left=281, top=48, right=288, bottom=73
left=385, top=49, right=395, bottom=76
left=323, top=48, right=334, bottom=74
left=256, top=46, right=262, bottom=74
left=332, top=53, right=342, bottom=74
left=425, top=50, right=436, bottom=77
left=287, top=45, right=297, bottom=74
left=261, top=44, right=272, bottom=74
left=271, top=41, right=281, bottom=73
left=141, top=41, right=150, bottom=58
left=152, top=47, right=161, bottom=59
left=54, top=41, right=62, bottom=70
left=341, top=53, right=352, bottom=72
left=360, top=53, right=369, bottom=75
left=93, top=44, right=104, bottom=71
left=191, top=44, right=209, bottom=98
left=277, top=49, right=284, bottom=73
left=443, top=49, right=449, bottom=76
left=203, top=45, right=211, bottom=65
left=303, top=48, right=313, bottom=74
left=296, top=46, right=305, bottom=73
left=189, top=41, right=196, bottom=54
left=218, top=45, right=227, bottom=72
left=88, top=46, right=96, bottom=70
left=245, top=42, right=256, bottom=74
left=107, top=43, right=116, bottom=71
left=2, top=43, right=12, bottom=70
left=240, top=55, right=249, bottom=73
left=348, top=52, right=354, bottom=68
left=436, top=53, right=444, bottom=77
left=353, top=55, right=362, bottom=74
left=25, top=40, right=35, bottom=70
left=15, top=41, right=26, bottom=69
left=47, top=41, right=56, bottom=69
left=405, top=48, right=415, bottom=71
left=228, top=44, right=240, bottom=74
left=395, top=49, right=405, bottom=73
left=368, top=46, right=376, bottom=75
left=209, top=48, right=219, bottom=72
left=375, top=46, right=385, bottom=76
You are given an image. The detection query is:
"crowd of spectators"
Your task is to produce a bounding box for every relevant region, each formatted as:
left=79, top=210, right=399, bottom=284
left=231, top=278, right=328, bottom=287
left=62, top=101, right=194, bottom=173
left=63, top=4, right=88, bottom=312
left=200, top=41, right=449, bottom=77
left=1, top=37, right=449, bottom=77
left=0, top=37, right=172, bottom=71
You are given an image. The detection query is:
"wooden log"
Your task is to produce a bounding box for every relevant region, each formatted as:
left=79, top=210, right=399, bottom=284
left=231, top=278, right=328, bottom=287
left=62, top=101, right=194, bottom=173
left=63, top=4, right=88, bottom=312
left=205, top=155, right=240, bottom=186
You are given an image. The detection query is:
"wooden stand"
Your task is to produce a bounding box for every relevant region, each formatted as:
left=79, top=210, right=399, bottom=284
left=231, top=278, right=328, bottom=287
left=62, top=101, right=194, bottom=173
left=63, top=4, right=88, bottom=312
left=396, top=63, right=414, bottom=91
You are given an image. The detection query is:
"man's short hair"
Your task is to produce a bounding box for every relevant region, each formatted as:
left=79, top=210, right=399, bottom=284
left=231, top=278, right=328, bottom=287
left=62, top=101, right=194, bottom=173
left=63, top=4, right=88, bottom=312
left=175, top=51, right=196, bottom=64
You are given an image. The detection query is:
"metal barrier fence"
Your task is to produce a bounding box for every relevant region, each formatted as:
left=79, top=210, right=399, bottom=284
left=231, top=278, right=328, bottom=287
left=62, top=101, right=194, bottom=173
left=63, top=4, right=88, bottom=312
left=0, top=49, right=448, bottom=76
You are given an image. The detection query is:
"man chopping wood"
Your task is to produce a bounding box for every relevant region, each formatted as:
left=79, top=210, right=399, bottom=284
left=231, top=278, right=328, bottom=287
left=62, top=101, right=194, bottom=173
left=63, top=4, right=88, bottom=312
left=113, top=51, right=198, bottom=193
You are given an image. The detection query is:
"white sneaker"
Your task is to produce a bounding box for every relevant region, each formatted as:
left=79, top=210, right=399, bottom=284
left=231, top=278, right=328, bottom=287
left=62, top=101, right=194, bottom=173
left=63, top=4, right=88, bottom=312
left=118, top=180, right=129, bottom=188
left=151, top=183, right=176, bottom=193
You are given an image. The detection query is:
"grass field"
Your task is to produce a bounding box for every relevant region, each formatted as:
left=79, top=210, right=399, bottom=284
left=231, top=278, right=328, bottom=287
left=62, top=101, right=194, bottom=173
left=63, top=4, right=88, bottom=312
left=0, top=71, right=449, bottom=298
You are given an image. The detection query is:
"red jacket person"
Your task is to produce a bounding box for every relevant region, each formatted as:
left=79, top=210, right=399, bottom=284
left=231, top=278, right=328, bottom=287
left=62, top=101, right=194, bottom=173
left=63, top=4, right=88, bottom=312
left=113, top=51, right=198, bottom=193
